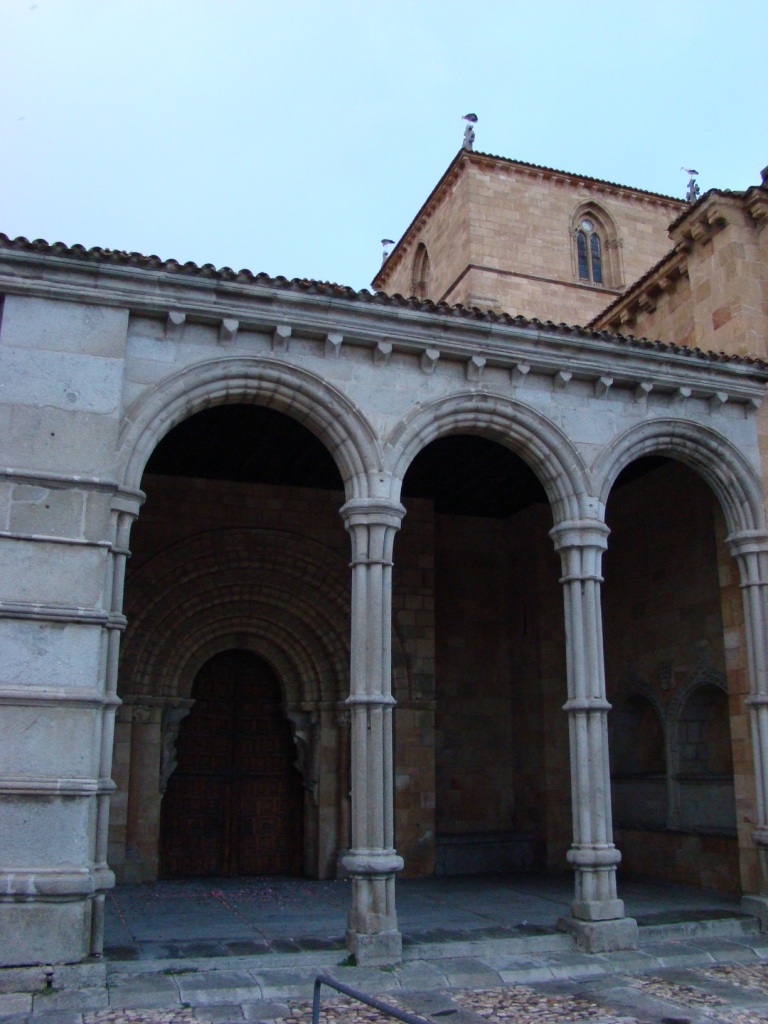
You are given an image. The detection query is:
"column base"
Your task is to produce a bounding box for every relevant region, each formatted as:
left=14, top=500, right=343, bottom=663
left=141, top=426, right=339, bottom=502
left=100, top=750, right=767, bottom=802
left=558, top=915, right=638, bottom=952
left=742, top=895, right=768, bottom=931
left=0, top=897, right=94, bottom=966
left=571, top=898, right=625, bottom=922
left=345, top=929, right=402, bottom=966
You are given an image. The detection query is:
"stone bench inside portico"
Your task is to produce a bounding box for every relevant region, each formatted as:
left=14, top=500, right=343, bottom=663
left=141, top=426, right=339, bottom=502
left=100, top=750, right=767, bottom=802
left=434, top=832, right=535, bottom=877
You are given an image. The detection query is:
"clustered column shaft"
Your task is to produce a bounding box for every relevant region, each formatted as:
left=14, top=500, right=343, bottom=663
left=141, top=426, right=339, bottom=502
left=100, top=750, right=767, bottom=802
left=728, top=531, right=768, bottom=901
left=90, top=498, right=139, bottom=955
left=551, top=519, right=637, bottom=951
left=340, top=497, right=406, bottom=966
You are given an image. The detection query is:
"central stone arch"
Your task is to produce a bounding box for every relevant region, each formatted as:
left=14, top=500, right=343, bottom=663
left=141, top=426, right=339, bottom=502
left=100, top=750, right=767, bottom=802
left=384, top=390, right=590, bottom=522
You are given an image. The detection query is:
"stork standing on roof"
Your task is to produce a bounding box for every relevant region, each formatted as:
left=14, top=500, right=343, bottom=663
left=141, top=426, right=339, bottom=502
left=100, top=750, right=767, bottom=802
left=462, top=113, right=477, bottom=151
left=682, top=167, right=700, bottom=203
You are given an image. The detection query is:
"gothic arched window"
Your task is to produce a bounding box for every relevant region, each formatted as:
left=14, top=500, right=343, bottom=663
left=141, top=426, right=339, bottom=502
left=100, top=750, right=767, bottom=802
left=576, top=218, right=603, bottom=285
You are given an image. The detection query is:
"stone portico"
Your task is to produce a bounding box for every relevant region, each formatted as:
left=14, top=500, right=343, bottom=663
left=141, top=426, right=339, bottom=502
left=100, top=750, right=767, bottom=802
left=1, top=227, right=767, bottom=968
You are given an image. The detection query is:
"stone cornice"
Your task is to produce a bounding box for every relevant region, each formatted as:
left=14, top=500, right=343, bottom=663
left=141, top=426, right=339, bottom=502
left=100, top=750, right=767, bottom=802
left=745, top=186, right=768, bottom=232
left=1, top=241, right=766, bottom=409
left=669, top=191, right=742, bottom=249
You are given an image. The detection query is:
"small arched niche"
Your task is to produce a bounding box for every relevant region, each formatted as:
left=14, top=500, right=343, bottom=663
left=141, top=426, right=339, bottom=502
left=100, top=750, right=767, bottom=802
left=411, top=242, right=431, bottom=299
left=611, top=694, right=667, bottom=830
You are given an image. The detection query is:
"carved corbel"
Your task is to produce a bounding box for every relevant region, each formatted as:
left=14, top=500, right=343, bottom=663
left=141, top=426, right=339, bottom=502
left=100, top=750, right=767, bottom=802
left=218, top=318, right=239, bottom=346
left=272, top=324, right=292, bottom=352
left=325, top=332, right=343, bottom=359
left=554, top=370, right=572, bottom=391
left=165, top=311, right=186, bottom=340
left=709, top=391, right=729, bottom=412
left=420, top=348, right=440, bottom=374
left=511, top=362, right=530, bottom=385
left=745, top=396, right=762, bottom=417
left=374, top=341, right=393, bottom=365
left=465, top=355, right=486, bottom=381
left=594, top=376, right=613, bottom=398
left=674, top=386, right=692, bottom=405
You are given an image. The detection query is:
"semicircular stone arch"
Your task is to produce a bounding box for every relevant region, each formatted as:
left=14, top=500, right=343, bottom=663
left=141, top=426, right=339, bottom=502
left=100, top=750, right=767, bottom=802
left=592, top=418, right=766, bottom=536
left=384, top=391, right=591, bottom=524
left=117, top=356, right=381, bottom=499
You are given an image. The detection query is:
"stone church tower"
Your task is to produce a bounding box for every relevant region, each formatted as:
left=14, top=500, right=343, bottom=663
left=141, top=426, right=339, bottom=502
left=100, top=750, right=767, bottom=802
left=373, top=149, right=686, bottom=325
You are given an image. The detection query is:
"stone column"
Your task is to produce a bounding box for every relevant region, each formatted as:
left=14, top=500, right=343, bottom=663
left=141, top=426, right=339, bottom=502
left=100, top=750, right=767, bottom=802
left=340, top=497, right=405, bottom=966
left=550, top=519, right=638, bottom=952
left=727, top=530, right=768, bottom=924
left=90, top=498, right=139, bottom=950
left=335, top=704, right=352, bottom=877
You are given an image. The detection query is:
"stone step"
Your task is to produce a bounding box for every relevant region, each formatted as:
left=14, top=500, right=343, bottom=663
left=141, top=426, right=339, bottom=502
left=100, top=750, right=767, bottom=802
left=637, top=911, right=760, bottom=943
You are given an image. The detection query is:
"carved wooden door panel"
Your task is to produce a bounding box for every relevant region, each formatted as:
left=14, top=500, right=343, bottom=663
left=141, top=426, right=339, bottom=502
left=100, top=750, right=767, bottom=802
left=160, top=650, right=302, bottom=877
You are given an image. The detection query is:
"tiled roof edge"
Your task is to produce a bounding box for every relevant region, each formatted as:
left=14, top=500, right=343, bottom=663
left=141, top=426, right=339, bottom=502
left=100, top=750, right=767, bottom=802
left=587, top=246, right=684, bottom=327
left=1, top=232, right=766, bottom=373
left=469, top=150, right=688, bottom=205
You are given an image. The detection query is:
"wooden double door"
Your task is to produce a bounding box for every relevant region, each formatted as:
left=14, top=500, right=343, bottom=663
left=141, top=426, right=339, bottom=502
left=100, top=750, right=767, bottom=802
left=160, top=650, right=303, bottom=877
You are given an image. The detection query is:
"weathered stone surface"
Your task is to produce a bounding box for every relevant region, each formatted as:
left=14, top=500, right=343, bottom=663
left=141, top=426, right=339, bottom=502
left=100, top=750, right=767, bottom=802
left=1, top=162, right=767, bottom=974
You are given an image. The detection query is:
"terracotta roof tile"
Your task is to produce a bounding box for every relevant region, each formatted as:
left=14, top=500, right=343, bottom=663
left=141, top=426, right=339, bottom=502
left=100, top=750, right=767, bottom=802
left=1, top=232, right=765, bottom=373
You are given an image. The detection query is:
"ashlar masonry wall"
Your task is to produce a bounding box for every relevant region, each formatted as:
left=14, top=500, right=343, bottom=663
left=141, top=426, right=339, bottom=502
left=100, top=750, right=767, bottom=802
left=376, top=152, right=685, bottom=326
left=2, top=234, right=768, bottom=966
left=602, top=462, right=743, bottom=893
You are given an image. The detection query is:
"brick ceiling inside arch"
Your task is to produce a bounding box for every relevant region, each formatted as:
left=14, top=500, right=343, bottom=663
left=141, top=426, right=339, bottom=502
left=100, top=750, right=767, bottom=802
left=144, top=405, right=666, bottom=519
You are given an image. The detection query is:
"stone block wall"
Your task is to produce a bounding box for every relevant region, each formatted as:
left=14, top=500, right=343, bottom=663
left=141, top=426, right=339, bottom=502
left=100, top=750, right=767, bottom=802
left=432, top=501, right=571, bottom=870
left=376, top=153, right=685, bottom=326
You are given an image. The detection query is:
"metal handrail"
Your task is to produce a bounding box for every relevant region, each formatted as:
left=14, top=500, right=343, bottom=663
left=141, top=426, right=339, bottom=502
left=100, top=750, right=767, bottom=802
left=312, top=973, right=435, bottom=1024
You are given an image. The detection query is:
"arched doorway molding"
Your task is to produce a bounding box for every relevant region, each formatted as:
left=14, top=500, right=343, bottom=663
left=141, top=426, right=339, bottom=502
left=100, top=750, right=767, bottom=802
left=120, top=528, right=351, bottom=703
left=383, top=390, right=590, bottom=523
left=123, top=590, right=348, bottom=704
left=117, top=356, right=381, bottom=500
left=114, top=529, right=353, bottom=881
left=591, top=418, right=767, bottom=536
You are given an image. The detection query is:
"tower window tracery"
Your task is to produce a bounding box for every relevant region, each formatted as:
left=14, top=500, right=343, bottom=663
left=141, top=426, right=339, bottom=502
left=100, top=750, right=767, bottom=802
left=576, top=219, right=603, bottom=284
left=570, top=204, right=622, bottom=289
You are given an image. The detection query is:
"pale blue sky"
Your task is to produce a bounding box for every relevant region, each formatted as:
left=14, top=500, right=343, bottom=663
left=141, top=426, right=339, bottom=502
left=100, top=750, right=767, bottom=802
left=1, top=0, right=766, bottom=290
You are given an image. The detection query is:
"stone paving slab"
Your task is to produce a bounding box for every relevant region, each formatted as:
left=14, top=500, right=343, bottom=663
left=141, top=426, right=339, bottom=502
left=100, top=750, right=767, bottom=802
left=107, top=973, right=181, bottom=1011
left=12, top=931, right=768, bottom=1022
left=174, top=973, right=262, bottom=1008
left=31, top=991, right=109, bottom=1013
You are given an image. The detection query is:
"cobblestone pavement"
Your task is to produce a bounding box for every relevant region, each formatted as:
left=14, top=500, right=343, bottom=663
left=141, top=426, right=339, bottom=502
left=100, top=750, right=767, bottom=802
left=7, top=959, right=768, bottom=1024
